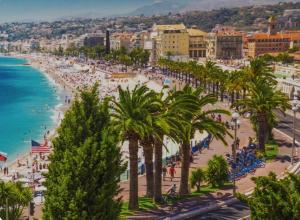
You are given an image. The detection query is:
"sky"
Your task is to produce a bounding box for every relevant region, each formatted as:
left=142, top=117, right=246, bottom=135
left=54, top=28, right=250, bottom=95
left=0, top=0, right=162, bottom=22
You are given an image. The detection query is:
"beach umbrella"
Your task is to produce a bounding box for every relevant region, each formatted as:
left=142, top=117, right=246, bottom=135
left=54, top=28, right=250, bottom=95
left=0, top=152, right=7, bottom=162
left=17, top=177, right=31, bottom=183
left=33, top=173, right=43, bottom=181
left=39, top=178, right=46, bottom=183
left=40, top=169, right=49, bottom=174
left=18, top=167, right=31, bottom=176
left=0, top=176, right=12, bottom=182
left=35, top=186, right=47, bottom=191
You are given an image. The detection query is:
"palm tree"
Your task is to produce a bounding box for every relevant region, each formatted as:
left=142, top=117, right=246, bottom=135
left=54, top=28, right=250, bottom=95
left=202, top=61, right=220, bottom=93
left=140, top=137, right=155, bottom=198
left=0, top=182, right=32, bottom=220
left=149, top=87, right=198, bottom=202
left=190, top=168, right=206, bottom=193
left=110, top=85, right=160, bottom=210
left=235, top=78, right=290, bottom=152
left=173, top=85, right=229, bottom=195
left=243, top=58, right=276, bottom=84
left=226, top=70, right=245, bottom=104
left=151, top=88, right=187, bottom=203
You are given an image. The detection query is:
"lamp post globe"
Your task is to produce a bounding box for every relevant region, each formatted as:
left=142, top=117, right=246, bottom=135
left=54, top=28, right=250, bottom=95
left=232, top=112, right=240, bottom=121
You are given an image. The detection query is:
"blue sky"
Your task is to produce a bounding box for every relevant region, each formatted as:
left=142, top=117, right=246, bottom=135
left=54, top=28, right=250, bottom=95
left=0, top=0, right=159, bottom=22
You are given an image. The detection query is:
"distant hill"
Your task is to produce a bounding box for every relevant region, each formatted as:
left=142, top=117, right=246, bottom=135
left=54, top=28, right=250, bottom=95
left=122, top=2, right=300, bottom=32
left=129, top=0, right=300, bottom=16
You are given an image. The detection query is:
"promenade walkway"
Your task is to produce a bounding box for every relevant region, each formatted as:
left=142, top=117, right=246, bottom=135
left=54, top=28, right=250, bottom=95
left=124, top=110, right=291, bottom=220
left=123, top=71, right=292, bottom=219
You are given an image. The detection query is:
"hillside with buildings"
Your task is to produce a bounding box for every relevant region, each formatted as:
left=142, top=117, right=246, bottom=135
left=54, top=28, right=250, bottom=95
left=123, top=2, right=300, bottom=32
left=128, top=0, right=300, bottom=16
left=0, top=2, right=300, bottom=63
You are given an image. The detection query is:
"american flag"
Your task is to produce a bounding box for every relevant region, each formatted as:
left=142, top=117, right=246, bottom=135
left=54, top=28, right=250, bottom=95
left=31, top=140, right=51, bottom=154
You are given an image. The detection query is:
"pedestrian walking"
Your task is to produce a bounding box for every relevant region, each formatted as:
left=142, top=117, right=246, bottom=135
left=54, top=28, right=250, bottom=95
left=169, top=165, right=176, bottom=181
left=162, top=166, right=167, bottom=181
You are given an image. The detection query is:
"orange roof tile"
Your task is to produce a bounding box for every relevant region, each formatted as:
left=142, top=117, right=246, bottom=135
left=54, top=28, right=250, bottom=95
left=249, top=33, right=290, bottom=40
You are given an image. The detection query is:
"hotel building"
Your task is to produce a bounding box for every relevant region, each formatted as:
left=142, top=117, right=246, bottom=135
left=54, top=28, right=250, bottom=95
left=187, top=27, right=207, bottom=59
left=206, top=25, right=243, bottom=60
left=152, top=23, right=190, bottom=61
left=110, top=33, right=133, bottom=51
left=247, top=17, right=300, bottom=58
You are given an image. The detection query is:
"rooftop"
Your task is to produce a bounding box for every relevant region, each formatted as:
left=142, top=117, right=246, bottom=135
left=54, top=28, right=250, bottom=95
left=154, top=23, right=186, bottom=31
left=249, top=32, right=291, bottom=40
left=187, top=28, right=207, bottom=37
left=248, top=31, right=300, bottom=40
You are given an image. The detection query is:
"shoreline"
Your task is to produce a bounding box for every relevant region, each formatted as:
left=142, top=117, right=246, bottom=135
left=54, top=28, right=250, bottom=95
left=1, top=53, right=71, bottom=174
left=1, top=52, right=207, bottom=180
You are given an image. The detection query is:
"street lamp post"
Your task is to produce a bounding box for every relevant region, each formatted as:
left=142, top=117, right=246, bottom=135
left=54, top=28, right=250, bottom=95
left=232, top=112, right=240, bottom=195
left=291, top=91, right=299, bottom=165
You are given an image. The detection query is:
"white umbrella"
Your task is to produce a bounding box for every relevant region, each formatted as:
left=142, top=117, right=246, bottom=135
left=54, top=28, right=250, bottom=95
left=17, top=177, right=31, bottom=183
left=35, top=186, right=47, bottom=191
left=18, top=167, right=31, bottom=176
left=33, top=173, right=42, bottom=181
left=0, top=176, right=12, bottom=182
left=39, top=178, right=46, bottom=183
left=40, top=169, right=49, bottom=174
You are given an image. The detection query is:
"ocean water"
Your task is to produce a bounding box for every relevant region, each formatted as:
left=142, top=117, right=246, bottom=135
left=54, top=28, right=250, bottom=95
left=0, top=56, right=59, bottom=161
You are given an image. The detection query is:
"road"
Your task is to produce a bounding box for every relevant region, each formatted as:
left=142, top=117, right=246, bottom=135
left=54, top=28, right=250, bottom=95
left=276, top=111, right=300, bottom=144
left=188, top=202, right=250, bottom=220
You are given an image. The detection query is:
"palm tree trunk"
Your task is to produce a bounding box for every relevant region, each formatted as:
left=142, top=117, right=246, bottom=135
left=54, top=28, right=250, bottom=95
left=231, top=92, right=235, bottom=105
left=154, top=137, right=163, bottom=203
left=220, top=89, right=224, bottom=102
left=129, top=137, right=139, bottom=210
left=236, top=92, right=240, bottom=100
left=143, top=141, right=154, bottom=198
left=242, top=88, right=246, bottom=100
left=179, top=142, right=191, bottom=196
left=257, top=114, right=267, bottom=153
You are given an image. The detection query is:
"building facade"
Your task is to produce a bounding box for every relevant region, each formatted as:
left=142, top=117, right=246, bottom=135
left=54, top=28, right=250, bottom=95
left=187, top=28, right=207, bottom=59
left=206, top=33, right=243, bottom=60
left=110, top=32, right=133, bottom=51
left=152, top=24, right=189, bottom=61
left=247, top=17, right=300, bottom=58
left=83, top=33, right=105, bottom=47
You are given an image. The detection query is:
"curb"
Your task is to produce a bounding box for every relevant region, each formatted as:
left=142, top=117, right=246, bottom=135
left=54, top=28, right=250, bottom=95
left=274, top=128, right=300, bottom=146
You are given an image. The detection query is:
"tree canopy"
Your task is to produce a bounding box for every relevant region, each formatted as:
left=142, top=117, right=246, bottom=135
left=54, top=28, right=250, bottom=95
left=238, top=172, right=300, bottom=220
left=43, top=85, right=126, bottom=220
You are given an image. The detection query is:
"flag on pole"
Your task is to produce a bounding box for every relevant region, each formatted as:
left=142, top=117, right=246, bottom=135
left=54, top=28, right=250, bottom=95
left=31, top=140, right=51, bottom=154
left=0, top=151, right=7, bottom=161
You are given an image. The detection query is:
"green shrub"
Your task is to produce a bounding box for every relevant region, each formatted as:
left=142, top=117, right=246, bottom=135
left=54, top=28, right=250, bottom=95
left=190, top=168, right=206, bottom=192
left=206, top=155, right=229, bottom=187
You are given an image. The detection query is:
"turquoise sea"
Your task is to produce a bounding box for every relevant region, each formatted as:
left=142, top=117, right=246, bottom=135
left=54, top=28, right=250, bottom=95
left=0, top=56, right=60, bottom=161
